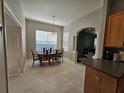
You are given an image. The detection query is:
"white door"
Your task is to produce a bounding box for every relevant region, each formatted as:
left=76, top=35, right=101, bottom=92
left=6, top=26, right=20, bottom=75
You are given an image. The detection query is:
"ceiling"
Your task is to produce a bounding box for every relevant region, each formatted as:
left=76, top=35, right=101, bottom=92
left=21, top=0, right=103, bottom=26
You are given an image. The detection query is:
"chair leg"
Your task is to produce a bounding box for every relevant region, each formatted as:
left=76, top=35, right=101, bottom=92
left=32, top=60, right=35, bottom=67
left=40, top=59, right=42, bottom=67
left=62, top=57, right=63, bottom=62
left=48, top=59, right=51, bottom=66
left=55, top=57, right=57, bottom=63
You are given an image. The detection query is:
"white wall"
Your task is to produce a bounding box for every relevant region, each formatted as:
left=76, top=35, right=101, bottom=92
left=63, top=0, right=107, bottom=61
left=26, top=19, right=63, bottom=59
left=5, top=0, right=26, bottom=72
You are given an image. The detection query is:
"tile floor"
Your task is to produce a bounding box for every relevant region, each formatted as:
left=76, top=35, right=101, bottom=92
left=8, top=58, right=85, bottom=93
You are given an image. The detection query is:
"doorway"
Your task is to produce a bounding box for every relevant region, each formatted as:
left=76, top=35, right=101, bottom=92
left=76, top=27, right=97, bottom=63
left=5, top=11, right=22, bottom=76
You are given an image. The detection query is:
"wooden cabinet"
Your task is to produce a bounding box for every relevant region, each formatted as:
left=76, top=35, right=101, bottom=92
left=105, top=12, right=124, bottom=48
left=84, top=67, right=123, bottom=93
left=117, top=76, right=124, bottom=93
left=99, top=71, right=117, bottom=93
left=84, top=67, right=100, bottom=93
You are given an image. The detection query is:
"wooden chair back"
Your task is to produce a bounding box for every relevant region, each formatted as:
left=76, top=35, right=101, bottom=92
left=31, top=49, right=39, bottom=66
left=41, top=50, right=49, bottom=61
left=43, top=48, right=46, bottom=54
left=31, top=49, right=39, bottom=60
left=31, top=49, right=35, bottom=59
left=49, top=48, right=52, bottom=53
left=55, top=50, right=60, bottom=57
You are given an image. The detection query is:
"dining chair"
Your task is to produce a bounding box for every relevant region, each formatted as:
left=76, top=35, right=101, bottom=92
left=43, top=48, right=46, bottom=54
left=55, top=50, right=61, bottom=63
left=40, top=50, right=51, bottom=66
left=49, top=47, right=52, bottom=53
left=49, top=51, right=56, bottom=64
left=31, top=49, right=39, bottom=67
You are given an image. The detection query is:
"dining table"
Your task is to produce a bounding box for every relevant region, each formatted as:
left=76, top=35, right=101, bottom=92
left=36, top=50, right=60, bottom=66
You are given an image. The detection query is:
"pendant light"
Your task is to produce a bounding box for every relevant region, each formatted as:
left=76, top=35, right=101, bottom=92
left=51, top=15, right=56, bottom=35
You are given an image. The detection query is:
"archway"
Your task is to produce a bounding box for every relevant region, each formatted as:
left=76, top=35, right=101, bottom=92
left=76, top=27, right=97, bottom=63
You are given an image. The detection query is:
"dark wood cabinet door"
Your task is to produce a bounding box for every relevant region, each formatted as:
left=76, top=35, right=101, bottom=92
left=84, top=67, right=100, bottom=93
left=99, top=71, right=117, bottom=93
left=106, top=15, right=123, bottom=47
left=105, top=12, right=124, bottom=48
left=104, top=17, right=110, bottom=47
left=117, top=75, right=124, bottom=93
left=84, top=67, right=118, bottom=93
left=119, top=13, right=124, bottom=47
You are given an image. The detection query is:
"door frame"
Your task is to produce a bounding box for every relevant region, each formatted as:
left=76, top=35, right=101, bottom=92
left=5, top=9, right=22, bottom=76
left=16, top=27, right=22, bottom=73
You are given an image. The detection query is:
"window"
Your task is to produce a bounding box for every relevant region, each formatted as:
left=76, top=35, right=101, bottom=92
left=63, top=32, right=69, bottom=51
left=73, top=36, right=76, bottom=51
left=36, top=30, right=57, bottom=52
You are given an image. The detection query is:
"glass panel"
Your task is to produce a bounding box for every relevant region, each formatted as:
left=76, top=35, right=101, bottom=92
left=47, top=32, right=57, bottom=49
left=36, top=30, right=57, bottom=52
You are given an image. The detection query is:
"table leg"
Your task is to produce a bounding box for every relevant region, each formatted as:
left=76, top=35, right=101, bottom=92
left=40, top=59, right=43, bottom=67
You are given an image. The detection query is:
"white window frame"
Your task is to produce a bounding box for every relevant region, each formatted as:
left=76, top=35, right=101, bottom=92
left=63, top=32, right=69, bottom=51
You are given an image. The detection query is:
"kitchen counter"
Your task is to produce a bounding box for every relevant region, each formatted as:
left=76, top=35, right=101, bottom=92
left=82, top=59, right=124, bottom=79
left=83, top=59, right=124, bottom=93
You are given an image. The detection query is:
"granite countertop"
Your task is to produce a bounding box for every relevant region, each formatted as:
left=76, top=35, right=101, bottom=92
left=82, top=59, right=124, bottom=79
